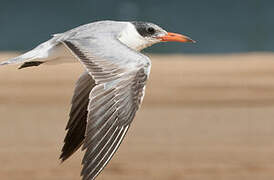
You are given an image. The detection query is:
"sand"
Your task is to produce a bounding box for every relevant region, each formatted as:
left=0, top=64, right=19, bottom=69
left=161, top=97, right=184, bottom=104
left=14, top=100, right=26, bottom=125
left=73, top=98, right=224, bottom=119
left=1, top=52, right=274, bottom=180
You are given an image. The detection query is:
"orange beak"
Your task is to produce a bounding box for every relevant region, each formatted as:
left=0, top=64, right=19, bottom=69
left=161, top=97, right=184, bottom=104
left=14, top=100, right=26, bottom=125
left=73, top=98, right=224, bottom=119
left=158, top=32, right=195, bottom=43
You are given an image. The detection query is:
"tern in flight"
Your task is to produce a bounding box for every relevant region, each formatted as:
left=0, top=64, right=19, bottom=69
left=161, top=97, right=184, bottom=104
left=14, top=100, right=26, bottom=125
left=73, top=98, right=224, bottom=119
left=0, top=20, right=195, bottom=180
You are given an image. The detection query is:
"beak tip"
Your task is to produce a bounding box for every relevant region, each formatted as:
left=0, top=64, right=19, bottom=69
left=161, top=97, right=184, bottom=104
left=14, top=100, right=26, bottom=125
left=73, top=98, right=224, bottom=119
left=190, top=39, right=196, bottom=43
left=185, top=36, right=196, bottom=43
left=160, top=32, right=196, bottom=43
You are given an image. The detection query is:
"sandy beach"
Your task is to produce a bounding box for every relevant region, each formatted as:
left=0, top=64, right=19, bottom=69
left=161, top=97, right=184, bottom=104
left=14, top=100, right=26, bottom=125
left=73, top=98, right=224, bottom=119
left=1, top=52, right=274, bottom=180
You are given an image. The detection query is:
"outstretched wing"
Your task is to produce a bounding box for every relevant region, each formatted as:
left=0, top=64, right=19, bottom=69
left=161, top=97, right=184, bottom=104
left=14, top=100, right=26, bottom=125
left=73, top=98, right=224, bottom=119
left=60, top=72, right=95, bottom=162
left=81, top=68, right=147, bottom=180
left=62, top=34, right=151, bottom=180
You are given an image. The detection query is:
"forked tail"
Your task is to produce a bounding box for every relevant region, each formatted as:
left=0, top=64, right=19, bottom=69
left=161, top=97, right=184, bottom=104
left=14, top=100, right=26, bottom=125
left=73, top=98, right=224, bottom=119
left=0, top=51, right=41, bottom=69
left=0, top=36, right=61, bottom=69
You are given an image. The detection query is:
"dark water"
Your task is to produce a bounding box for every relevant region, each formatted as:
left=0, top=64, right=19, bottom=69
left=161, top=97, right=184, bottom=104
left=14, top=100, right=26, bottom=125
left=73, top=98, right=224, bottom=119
left=0, top=0, right=272, bottom=53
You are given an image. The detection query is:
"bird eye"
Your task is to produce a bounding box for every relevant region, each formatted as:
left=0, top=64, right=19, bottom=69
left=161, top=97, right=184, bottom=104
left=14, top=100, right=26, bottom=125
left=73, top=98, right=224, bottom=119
left=147, top=27, right=155, bottom=34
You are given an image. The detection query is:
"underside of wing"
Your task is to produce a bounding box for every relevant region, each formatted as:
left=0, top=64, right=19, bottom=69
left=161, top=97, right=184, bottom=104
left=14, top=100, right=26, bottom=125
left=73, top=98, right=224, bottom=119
left=62, top=36, right=150, bottom=180
left=60, top=72, right=96, bottom=161
left=81, top=69, right=147, bottom=180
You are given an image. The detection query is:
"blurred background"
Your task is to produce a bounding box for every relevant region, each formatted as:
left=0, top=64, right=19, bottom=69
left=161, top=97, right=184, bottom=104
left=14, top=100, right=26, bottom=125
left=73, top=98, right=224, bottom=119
left=1, top=0, right=274, bottom=53
left=1, top=1, right=274, bottom=180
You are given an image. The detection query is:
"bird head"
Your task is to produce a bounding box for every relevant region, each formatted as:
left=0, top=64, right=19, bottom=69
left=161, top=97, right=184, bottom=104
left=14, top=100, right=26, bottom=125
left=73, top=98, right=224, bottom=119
left=118, top=21, right=195, bottom=51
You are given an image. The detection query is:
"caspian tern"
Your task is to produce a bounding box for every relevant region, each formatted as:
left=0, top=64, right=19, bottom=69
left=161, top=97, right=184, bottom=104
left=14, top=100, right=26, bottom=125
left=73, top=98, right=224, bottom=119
left=0, top=20, right=195, bottom=180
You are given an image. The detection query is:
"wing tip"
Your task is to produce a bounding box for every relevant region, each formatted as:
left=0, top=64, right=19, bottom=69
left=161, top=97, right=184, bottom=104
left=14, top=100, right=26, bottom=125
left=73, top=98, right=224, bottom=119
left=59, top=153, right=67, bottom=163
left=18, top=61, right=44, bottom=69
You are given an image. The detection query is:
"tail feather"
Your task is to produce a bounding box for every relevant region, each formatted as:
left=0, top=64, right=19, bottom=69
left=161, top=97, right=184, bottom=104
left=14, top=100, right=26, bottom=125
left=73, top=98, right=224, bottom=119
left=0, top=36, right=62, bottom=67
left=0, top=52, right=36, bottom=66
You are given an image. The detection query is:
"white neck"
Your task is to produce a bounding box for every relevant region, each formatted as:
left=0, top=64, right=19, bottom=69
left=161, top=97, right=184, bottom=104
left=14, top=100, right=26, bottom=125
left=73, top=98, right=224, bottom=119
left=118, top=23, right=159, bottom=51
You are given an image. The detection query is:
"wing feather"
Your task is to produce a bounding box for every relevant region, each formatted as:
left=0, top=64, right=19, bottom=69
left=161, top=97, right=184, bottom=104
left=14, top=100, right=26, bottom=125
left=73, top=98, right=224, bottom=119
left=63, top=35, right=150, bottom=180
left=60, top=72, right=96, bottom=162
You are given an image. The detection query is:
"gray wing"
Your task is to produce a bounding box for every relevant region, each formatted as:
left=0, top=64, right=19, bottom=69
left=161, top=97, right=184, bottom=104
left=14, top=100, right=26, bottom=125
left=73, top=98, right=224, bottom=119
left=60, top=72, right=95, bottom=162
left=62, top=35, right=150, bottom=180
